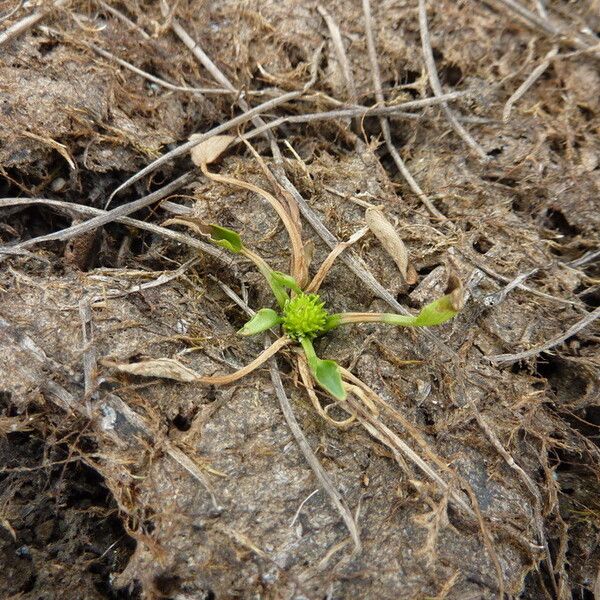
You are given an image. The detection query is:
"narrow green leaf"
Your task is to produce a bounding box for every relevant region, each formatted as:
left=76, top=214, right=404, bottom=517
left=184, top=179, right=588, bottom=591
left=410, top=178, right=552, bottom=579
left=271, top=271, right=302, bottom=294
left=238, top=308, right=282, bottom=336
left=209, top=224, right=243, bottom=253
left=300, top=338, right=346, bottom=400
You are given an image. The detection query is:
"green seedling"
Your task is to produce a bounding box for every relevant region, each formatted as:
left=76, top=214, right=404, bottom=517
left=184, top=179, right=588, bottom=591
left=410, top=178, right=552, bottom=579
left=199, top=222, right=463, bottom=401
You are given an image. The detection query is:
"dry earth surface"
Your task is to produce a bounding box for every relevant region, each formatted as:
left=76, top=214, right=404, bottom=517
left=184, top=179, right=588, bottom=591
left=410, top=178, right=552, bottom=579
left=0, top=0, right=599, bottom=599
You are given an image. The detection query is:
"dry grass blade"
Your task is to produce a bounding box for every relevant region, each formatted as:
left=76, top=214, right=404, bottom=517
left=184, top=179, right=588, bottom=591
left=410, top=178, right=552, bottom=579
left=0, top=192, right=237, bottom=268
left=242, top=91, right=469, bottom=142
left=339, top=369, right=473, bottom=516
left=199, top=163, right=307, bottom=282
left=80, top=37, right=231, bottom=95
left=0, top=0, right=66, bottom=46
left=20, top=130, right=76, bottom=169
left=485, top=0, right=599, bottom=51
left=106, top=90, right=304, bottom=206
left=305, top=226, right=368, bottom=293
left=418, top=0, right=488, bottom=161
left=345, top=393, right=472, bottom=516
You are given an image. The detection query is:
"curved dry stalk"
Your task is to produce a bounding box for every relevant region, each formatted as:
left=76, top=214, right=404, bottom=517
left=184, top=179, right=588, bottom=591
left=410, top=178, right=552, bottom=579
left=198, top=336, right=290, bottom=384
left=338, top=367, right=474, bottom=515
left=317, top=5, right=358, bottom=103
left=297, top=355, right=356, bottom=429
left=305, top=227, right=369, bottom=293
left=341, top=368, right=452, bottom=473
left=200, top=163, right=306, bottom=282
left=344, top=391, right=474, bottom=516
left=105, top=336, right=290, bottom=385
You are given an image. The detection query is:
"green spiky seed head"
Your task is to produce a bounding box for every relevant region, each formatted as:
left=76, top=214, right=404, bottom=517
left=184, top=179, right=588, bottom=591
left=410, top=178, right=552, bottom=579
left=282, top=293, right=329, bottom=341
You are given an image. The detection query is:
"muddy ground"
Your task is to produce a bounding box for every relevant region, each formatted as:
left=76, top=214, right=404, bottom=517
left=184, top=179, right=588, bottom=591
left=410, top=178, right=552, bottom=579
left=0, top=0, right=599, bottom=598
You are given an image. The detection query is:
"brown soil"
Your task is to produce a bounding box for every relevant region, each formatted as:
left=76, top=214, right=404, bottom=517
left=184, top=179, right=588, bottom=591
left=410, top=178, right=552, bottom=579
left=0, top=1, right=599, bottom=599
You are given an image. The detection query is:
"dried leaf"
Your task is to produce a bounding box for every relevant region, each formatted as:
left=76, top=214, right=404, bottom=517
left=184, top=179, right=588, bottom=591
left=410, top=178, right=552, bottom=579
left=445, top=273, right=465, bottom=312
left=105, top=358, right=199, bottom=382
left=189, top=134, right=236, bottom=166
left=365, top=208, right=417, bottom=284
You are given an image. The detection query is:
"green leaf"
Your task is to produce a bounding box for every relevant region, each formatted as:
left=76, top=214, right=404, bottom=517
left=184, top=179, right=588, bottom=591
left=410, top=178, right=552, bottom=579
left=413, top=293, right=460, bottom=326
left=270, top=271, right=302, bottom=294
left=209, top=224, right=243, bottom=253
left=313, top=359, right=346, bottom=401
left=380, top=280, right=464, bottom=328
left=238, top=308, right=282, bottom=336
left=300, top=338, right=346, bottom=400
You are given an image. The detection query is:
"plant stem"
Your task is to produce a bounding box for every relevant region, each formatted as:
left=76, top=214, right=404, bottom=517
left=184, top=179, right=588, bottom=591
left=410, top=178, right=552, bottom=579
left=325, top=312, right=417, bottom=330
left=241, top=247, right=288, bottom=308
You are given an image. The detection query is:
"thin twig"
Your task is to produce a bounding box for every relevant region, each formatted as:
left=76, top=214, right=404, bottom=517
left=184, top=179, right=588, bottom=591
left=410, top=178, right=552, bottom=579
left=453, top=247, right=581, bottom=307
left=503, top=46, right=558, bottom=122
left=485, top=0, right=599, bottom=52
left=95, top=0, right=151, bottom=39
left=482, top=266, right=541, bottom=307
left=269, top=355, right=362, bottom=554
left=418, top=0, right=488, bottom=161
left=106, top=90, right=306, bottom=206
left=0, top=196, right=236, bottom=268
left=242, top=90, right=468, bottom=140
left=79, top=298, right=97, bottom=417
left=0, top=0, right=66, bottom=46
left=0, top=172, right=193, bottom=255
left=40, top=26, right=231, bottom=95
left=362, top=0, right=445, bottom=220
left=568, top=249, right=600, bottom=269
left=487, top=306, right=600, bottom=364
left=472, top=406, right=558, bottom=596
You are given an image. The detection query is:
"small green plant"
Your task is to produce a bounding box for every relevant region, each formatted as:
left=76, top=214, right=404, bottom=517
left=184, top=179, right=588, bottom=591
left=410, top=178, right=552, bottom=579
left=194, top=222, right=463, bottom=401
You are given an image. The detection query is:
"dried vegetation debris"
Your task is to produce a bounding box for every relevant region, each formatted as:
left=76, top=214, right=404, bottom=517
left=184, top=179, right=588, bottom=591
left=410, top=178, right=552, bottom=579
left=0, top=0, right=599, bottom=598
